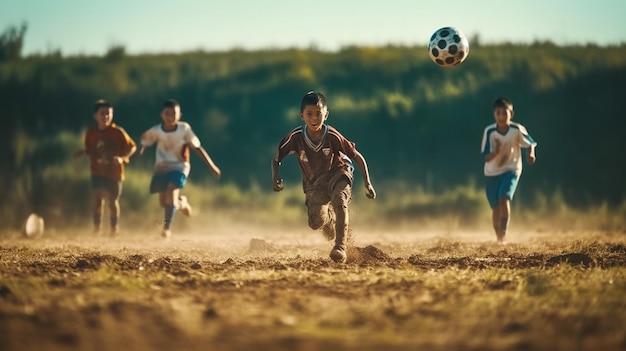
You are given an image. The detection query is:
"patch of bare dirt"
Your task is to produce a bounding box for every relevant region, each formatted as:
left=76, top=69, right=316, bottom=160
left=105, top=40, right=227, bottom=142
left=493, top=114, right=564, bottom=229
left=1, top=232, right=626, bottom=351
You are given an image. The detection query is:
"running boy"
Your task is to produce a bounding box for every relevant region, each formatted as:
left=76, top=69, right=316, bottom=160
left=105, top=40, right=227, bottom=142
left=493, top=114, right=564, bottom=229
left=75, top=99, right=137, bottom=236
left=139, top=99, right=221, bottom=238
left=272, top=91, right=376, bottom=263
left=481, top=97, right=537, bottom=243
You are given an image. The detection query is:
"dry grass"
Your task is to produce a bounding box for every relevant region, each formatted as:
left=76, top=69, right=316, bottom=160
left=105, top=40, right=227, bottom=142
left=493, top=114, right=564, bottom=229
left=1, top=224, right=625, bottom=351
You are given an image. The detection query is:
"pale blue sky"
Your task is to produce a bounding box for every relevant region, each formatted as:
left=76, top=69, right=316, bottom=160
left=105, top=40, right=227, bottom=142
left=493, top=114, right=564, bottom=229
left=1, top=0, right=625, bottom=55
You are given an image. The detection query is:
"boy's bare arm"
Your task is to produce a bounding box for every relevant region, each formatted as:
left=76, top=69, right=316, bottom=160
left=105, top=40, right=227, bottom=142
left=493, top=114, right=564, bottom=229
left=527, top=144, right=536, bottom=165
left=271, top=158, right=284, bottom=192
left=353, top=151, right=376, bottom=199
left=125, top=145, right=137, bottom=159
left=193, top=146, right=221, bottom=179
left=114, top=145, right=137, bottom=164
left=484, top=139, right=501, bottom=162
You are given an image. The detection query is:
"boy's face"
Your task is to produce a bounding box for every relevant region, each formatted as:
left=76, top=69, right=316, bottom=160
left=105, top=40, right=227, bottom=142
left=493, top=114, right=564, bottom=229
left=493, top=106, right=513, bottom=128
left=300, top=103, right=328, bottom=134
left=161, top=106, right=181, bottom=129
left=94, top=107, right=113, bottom=129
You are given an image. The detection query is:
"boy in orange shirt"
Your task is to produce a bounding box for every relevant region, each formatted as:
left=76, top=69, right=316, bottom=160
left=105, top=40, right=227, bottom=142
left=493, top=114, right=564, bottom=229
left=75, top=100, right=136, bottom=236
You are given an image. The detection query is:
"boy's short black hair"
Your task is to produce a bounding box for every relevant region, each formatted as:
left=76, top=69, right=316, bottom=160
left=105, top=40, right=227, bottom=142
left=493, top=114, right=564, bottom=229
left=300, top=91, right=327, bottom=112
left=494, top=97, right=514, bottom=112
left=162, top=99, right=180, bottom=110
left=94, top=99, right=112, bottom=113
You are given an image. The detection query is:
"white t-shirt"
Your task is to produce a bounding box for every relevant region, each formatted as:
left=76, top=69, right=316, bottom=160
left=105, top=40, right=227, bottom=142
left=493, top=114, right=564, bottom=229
left=141, top=122, right=201, bottom=176
left=481, top=122, right=536, bottom=176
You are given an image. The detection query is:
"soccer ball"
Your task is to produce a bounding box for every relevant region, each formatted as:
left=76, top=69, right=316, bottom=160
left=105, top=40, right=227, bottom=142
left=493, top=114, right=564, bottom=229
left=428, top=27, right=469, bottom=67
left=23, top=213, right=45, bottom=238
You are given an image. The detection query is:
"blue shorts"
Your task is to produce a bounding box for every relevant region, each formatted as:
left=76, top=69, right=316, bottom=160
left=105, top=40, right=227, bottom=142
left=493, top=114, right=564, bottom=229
left=485, top=171, right=520, bottom=209
left=150, top=171, right=187, bottom=194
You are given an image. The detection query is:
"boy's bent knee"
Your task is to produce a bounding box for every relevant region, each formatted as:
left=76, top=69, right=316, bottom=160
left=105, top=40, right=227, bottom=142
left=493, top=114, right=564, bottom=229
left=307, top=205, right=330, bottom=230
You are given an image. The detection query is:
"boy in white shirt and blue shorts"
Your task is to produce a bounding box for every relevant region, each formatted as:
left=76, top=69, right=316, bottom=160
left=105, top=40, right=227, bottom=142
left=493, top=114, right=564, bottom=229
left=140, top=99, right=221, bottom=238
left=481, top=98, right=537, bottom=244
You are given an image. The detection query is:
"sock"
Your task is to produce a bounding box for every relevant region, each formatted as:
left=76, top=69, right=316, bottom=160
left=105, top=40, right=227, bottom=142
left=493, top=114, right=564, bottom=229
left=499, top=217, right=510, bottom=236
left=164, top=204, right=176, bottom=230
left=110, top=217, right=118, bottom=229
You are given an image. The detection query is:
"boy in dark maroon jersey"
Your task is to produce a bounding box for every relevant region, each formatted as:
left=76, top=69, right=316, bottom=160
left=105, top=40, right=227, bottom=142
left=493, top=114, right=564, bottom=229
left=272, top=91, right=376, bottom=263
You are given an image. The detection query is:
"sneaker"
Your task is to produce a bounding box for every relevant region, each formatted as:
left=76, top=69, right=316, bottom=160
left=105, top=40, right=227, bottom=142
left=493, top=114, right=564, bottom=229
left=161, top=229, right=171, bottom=239
left=179, top=196, right=193, bottom=217
left=330, top=245, right=347, bottom=263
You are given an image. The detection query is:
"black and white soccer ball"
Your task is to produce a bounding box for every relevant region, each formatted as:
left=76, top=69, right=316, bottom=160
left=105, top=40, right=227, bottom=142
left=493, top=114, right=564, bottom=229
left=428, top=27, right=469, bottom=67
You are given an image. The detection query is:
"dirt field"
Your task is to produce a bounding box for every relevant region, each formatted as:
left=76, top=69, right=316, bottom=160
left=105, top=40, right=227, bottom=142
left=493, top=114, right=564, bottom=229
left=1, top=224, right=626, bottom=351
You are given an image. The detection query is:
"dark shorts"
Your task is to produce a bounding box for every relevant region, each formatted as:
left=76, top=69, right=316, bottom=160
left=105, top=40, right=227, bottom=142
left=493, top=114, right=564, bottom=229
left=304, top=168, right=353, bottom=208
left=150, top=171, right=187, bottom=194
left=91, top=176, right=122, bottom=199
left=485, top=171, right=520, bottom=208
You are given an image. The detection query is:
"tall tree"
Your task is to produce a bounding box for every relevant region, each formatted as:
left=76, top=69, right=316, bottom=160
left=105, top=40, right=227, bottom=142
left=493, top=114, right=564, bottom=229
left=0, top=23, right=27, bottom=61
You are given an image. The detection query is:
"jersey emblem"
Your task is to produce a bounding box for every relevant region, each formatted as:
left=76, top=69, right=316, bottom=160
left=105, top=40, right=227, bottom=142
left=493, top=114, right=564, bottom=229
left=299, top=150, right=309, bottom=163
left=322, top=148, right=331, bottom=156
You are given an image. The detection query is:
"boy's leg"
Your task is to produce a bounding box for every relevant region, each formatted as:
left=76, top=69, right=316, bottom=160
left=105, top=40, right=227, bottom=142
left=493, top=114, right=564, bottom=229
left=495, top=172, right=519, bottom=243
left=305, top=189, right=334, bottom=239
left=160, top=184, right=179, bottom=237
left=329, top=178, right=352, bottom=263
left=152, top=171, right=187, bottom=238
left=497, top=197, right=511, bottom=242
left=92, top=191, right=104, bottom=235
left=106, top=180, right=122, bottom=236
left=321, top=207, right=335, bottom=241
left=492, top=205, right=501, bottom=237
left=91, top=176, right=106, bottom=234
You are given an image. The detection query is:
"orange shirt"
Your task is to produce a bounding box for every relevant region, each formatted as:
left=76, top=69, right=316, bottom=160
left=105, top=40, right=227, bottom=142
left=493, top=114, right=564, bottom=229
left=84, top=123, right=136, bottom=181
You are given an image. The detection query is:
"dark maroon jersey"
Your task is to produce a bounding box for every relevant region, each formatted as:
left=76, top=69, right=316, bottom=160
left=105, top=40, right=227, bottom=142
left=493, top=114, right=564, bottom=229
left=274, top=124, right=358, bottom=191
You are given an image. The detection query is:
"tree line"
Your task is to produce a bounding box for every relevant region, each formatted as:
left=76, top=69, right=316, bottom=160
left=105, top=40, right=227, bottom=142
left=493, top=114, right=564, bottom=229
left=1, top=24, right=625, bottom=226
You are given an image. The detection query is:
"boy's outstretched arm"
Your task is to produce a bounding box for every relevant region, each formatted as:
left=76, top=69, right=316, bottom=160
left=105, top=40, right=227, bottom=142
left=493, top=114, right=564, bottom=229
left=353, top=150, right=376, bottom=199
left=193, top=146, right=221, bottom=180
left=271, top=158, right=284, bottom=192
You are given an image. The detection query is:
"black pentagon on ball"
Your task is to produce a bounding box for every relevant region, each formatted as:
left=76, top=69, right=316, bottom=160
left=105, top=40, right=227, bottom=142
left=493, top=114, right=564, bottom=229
left=431, top=48, right=439, bottom=57
left=453, top=34, right=461, bottom=43
left=459, top=51, right=465, bottom=59
left=440, top=29, right=450, bottom=37
left=448, top=45, right=458, bottom=54
left=437, top=39, right=447, bottom=49
left=436, top=58, right=444, bottom=65
left=430, top=32, right=437, bottom=41
left=445, top=57, right=455, bottom=64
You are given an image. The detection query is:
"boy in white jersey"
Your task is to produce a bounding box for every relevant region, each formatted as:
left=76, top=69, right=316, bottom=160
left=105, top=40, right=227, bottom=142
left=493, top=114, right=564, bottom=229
left=481, top=97, right=537, bottom=243
left=272, top=91, right=376, bottom=263
left=139, top=99, right=221, bottom=238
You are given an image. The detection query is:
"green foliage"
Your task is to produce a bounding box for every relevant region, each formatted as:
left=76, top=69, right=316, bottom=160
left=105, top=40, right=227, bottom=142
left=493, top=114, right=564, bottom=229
left=0, top=23, right=26, bottom=61
left=2, top=43, right=626, bottom=230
